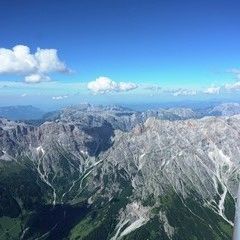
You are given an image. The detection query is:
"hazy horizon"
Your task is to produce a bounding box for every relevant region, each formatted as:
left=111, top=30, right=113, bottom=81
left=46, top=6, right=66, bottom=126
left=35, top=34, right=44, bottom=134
left=1, top=0, right=240, bottom=107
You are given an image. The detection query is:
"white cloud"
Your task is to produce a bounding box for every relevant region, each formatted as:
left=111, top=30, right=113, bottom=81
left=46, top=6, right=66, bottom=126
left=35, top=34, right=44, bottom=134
left=172, top=88, right=197, bottom=96
left=0, top=45, right=69, bottom=83
left=25, top=74, right=51, bottom=83
left=52, top=95, right=68, bottom=100
left=118, top=82, right=138, bottom=91
left=225, top=81, right=240, bottom=91
left=21, top=93, right=27, bottom=97
left=87, top=76, right=138, bottom=93
left=223, top=68, right=240, bottom=91
left=203, top=86, right=221, bottom=94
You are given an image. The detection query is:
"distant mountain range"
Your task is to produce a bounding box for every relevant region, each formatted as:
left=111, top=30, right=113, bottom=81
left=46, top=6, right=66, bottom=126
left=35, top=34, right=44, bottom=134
left=1, top=102, right=240, bottom=122
left=0, top=105, right=44, bottom=120
left=0, top=103, right=239, bottom=239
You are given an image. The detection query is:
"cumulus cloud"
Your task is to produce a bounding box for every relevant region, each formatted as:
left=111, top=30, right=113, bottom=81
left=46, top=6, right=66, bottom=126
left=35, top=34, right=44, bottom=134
left=222, top=68, right=240, bottom=91
left=87, top=76, right=138, bottom=93
left=52, top=95, right=68, bottom=100
left=203, top=86, right=221, bottom=94
left=0, top=45, right=69, bottom=83
left=172, top=88, right=197, bottom=96
left=25, top=74, right=51, bottom=83
left=225, top=81, right=240, bottom=91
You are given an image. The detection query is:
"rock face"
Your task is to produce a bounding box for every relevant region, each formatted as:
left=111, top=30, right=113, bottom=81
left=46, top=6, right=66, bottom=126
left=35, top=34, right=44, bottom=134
left=44, top=105, right=196, bottom=132
left=0, top=106, right=239, bottom=240
left=210, top=103, right=240, bottom=116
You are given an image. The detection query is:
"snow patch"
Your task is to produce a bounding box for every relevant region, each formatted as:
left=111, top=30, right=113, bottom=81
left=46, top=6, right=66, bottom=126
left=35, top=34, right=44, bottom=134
left=138, top=153, right=146, bottom=170
left=36, top=146, right=45, bottom=155
left=80, top=150, right=88, bottom=156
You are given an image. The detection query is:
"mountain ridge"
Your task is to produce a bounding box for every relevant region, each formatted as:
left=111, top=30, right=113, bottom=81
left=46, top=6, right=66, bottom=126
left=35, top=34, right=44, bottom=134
left=0, top=106, right=239, bottom=239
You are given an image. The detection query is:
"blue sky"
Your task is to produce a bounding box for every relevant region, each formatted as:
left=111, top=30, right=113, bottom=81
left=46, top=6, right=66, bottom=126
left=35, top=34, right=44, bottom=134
left=0, top=0, right=240, bottom=108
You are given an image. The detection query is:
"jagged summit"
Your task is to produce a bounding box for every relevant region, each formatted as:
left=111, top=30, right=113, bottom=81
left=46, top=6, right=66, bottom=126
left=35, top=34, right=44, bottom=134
left=210, top=103, right=240, bottom=116
left=0, top=105, right=239, bottom=239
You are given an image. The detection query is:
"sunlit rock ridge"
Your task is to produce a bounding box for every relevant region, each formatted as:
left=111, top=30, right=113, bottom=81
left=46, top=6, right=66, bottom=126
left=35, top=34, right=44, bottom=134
left=0, top=104, right=239, bottom=240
